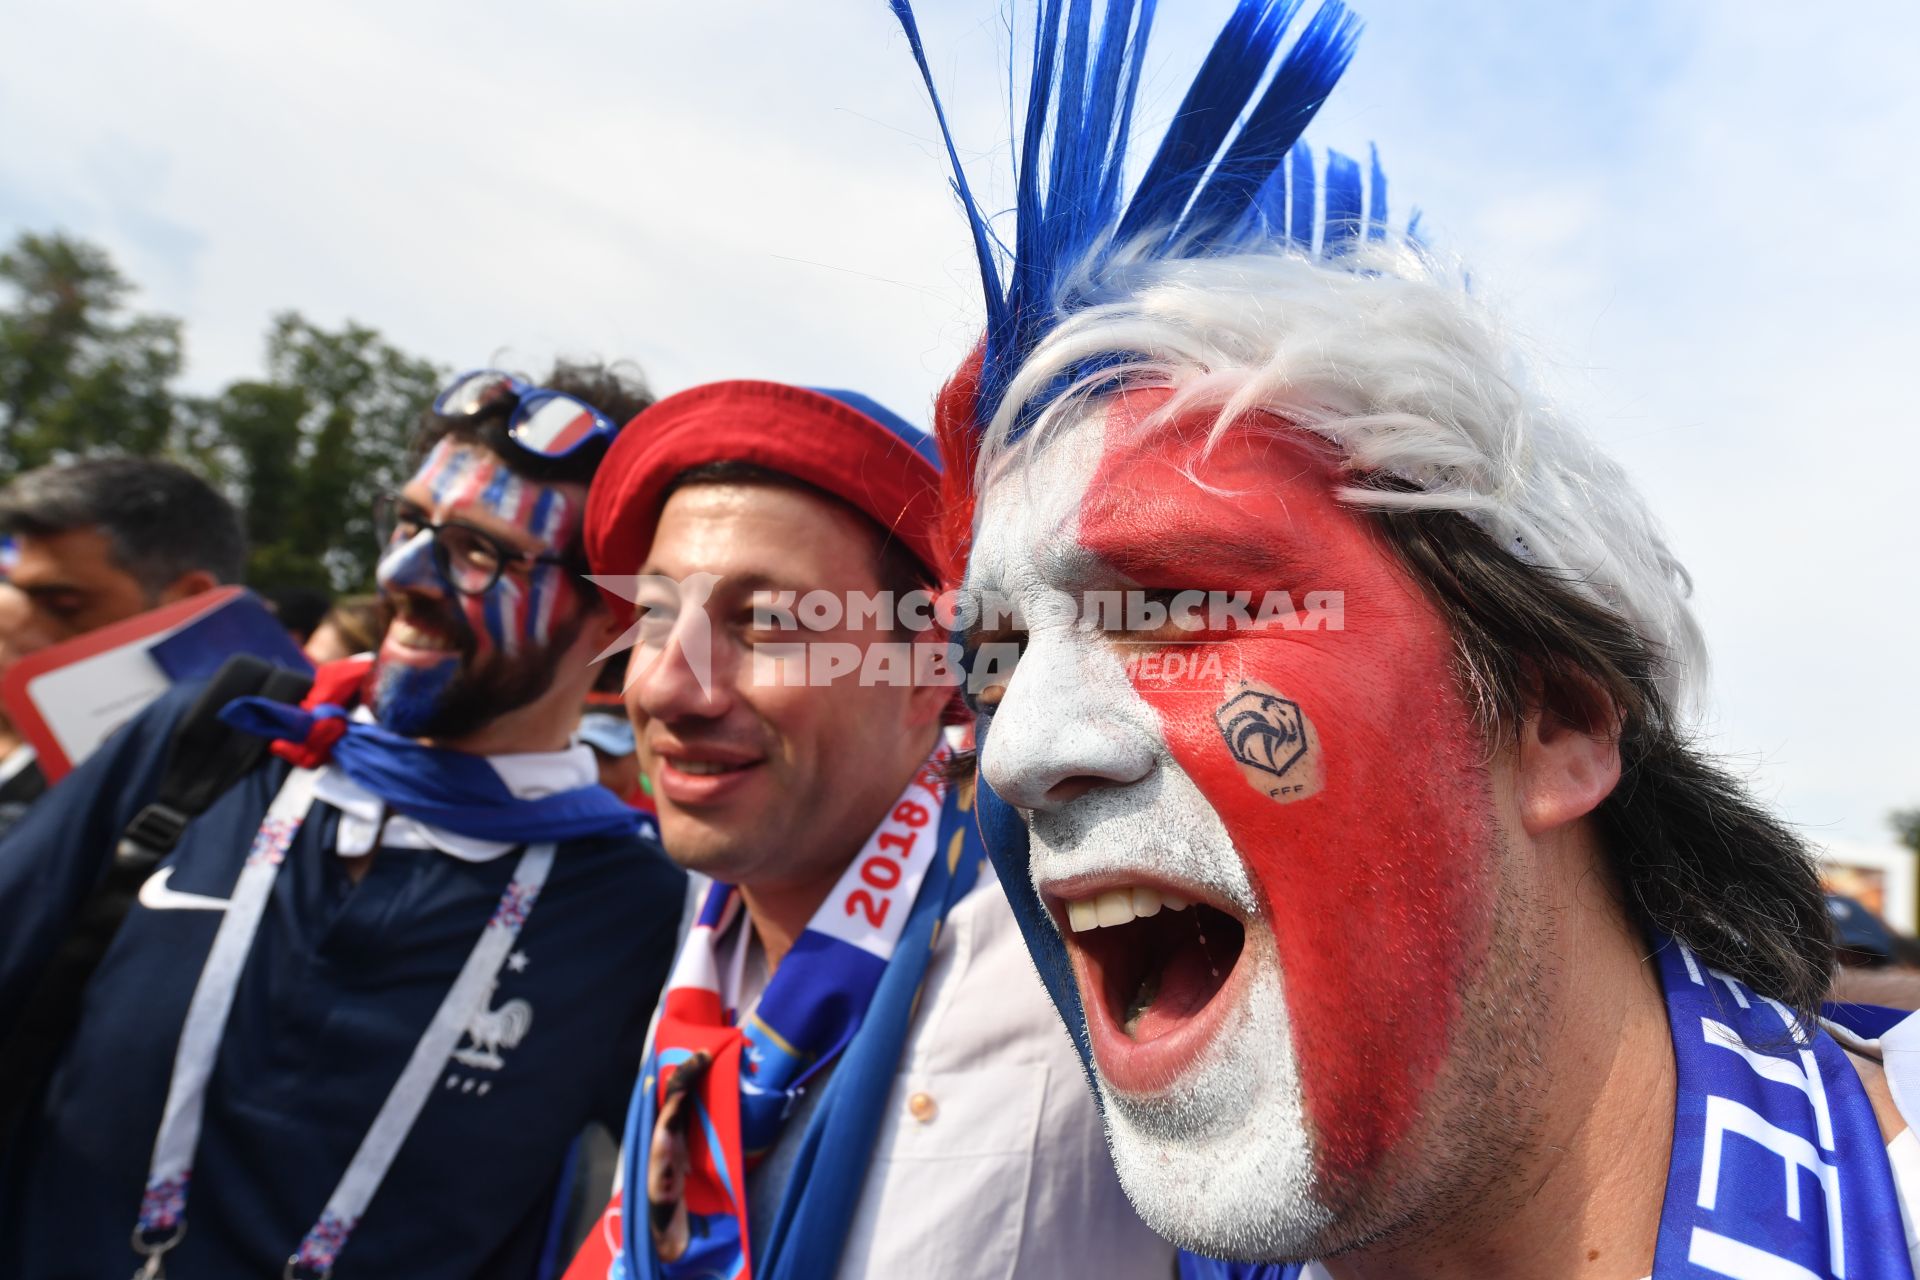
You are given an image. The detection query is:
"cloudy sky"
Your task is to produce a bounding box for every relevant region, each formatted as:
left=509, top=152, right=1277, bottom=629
left=6, top=0, right=1916, bottom=853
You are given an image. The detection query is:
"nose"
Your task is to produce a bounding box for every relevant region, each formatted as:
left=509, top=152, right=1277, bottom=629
left=625, top=621, right=734, bottom=727
left=979, top=629, right=1156, bottom=811
left=0, top=609, right=59, bottom=662
left=376, top=529, right=444, bottom=595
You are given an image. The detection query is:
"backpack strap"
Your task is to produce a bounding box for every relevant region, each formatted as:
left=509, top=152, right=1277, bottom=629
left=0, top=653, right=313, bottom=1148
left=118, top=655, right=314, bottom=866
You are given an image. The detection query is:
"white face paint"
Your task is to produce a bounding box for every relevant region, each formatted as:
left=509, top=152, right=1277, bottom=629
left=967, top=414, right=1330, bottom=1256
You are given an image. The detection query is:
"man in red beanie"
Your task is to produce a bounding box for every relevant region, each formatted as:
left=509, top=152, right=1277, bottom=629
left=566, top=381, right=1171, bottom=1280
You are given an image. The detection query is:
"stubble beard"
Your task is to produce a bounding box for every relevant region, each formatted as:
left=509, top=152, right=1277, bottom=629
left=1317, top=837, right=1557, bottom=1265
left=373, top=611, right=585, bottom=741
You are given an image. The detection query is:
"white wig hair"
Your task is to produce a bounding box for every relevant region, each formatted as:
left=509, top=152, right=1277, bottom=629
left=895, top=0, right=1835, bottom=1030
left=980, top=237, right=1709, bottom=715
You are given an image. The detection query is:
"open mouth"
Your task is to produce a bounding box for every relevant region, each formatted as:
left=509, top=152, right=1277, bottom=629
left=380, top=597, right=472, bottom=664
left=386, top=618, right=460, bottom=653
left=381, top=615, right=468, bottom=666
left=1050, top=882, right=1249, bottom=1095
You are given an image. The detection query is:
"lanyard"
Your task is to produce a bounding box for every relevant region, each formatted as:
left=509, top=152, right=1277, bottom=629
left=130, top=767, right=556, bottom=1279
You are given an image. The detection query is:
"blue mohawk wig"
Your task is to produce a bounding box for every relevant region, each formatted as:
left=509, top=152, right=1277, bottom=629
left=888, top=0, right=1394, bottom=1087
left=890, top=0, right=1381, bottom=446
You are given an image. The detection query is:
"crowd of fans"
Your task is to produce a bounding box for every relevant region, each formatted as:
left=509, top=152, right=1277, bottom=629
left=0, top=353, right=1912, bottom=1280
left=0, top=8, right=1911, bottom=1273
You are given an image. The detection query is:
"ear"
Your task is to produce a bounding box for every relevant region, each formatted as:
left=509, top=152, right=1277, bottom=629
left=1513, top=700, right=1623, bottom=837
left=157, top=569, right=219, bottom=605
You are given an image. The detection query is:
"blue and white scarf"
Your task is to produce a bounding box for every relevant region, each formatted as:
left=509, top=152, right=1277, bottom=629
left=1177, top=936, right=1916, bottom=1279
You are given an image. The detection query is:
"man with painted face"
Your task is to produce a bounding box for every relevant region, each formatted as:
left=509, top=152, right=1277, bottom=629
left=563, top=379, right=1171, bottom=1280
left=0, top=362, right=686, bottom=1279
left=894, top=3, right=1920, bottom=1278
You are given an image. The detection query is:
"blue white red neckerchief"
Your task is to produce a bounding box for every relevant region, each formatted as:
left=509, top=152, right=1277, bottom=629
left=609, top=745, right=956, bottom=1280
left=219, top=696, right=641, bottom=844
left=1174, top=938, right=1915, bottom=1280
left=131, top=768, right=556, bottom=1279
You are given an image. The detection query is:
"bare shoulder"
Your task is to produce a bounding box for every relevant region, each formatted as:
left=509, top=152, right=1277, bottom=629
left=1845, top=1048, right=1908, bottom=1145
left=1831, top=967, right=1920, bottom=1012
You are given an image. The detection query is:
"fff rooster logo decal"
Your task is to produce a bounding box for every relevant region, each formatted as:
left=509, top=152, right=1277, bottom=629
left=1216, top=683, right=1323, bottom=803
left=1218, top=689, right=1308, bottom=777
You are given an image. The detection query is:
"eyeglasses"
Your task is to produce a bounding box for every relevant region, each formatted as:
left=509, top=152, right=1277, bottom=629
left=433, top=369, right=621, bottom=458
left=374, top=493, right=573, bottom=596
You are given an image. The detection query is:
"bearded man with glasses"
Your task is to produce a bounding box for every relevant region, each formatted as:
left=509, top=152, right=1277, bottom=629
left=0, top=361, right=686, bottom=1280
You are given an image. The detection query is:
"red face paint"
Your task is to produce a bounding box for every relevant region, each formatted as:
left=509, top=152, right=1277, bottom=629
left=1077, top=390, right=1496, bottom=1187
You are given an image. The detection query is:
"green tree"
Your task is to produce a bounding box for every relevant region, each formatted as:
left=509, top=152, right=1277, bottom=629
left=1, top=231, right=443, bottom=592
left=0, top=231, right=184, bottom=477
left=1895, top=810, right=1920, bottom=857
left=186, top=313, right=443, bottom=592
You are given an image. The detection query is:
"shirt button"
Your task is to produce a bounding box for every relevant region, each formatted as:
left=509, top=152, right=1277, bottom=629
left=907, top=1091, right=938, bottom=1123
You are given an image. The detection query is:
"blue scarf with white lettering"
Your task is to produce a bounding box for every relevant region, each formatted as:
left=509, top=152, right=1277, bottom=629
left=1179, top=936, right=1914, bottom=1279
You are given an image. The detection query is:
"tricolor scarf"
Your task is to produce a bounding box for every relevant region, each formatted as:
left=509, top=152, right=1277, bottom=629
left=571, top=746, right=984, bottom=1280
left=218, top=697, right=641, bottom=845
left=1174, top=937, right=1916, bottom=1280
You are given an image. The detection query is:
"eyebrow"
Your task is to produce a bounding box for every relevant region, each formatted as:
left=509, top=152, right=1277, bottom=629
left=19, top=581, right=87, bottom=602
left=1030, top=525, right=1310, bottom=589
left=1101, top=529, right=1306, bottom=577
left=633, top=569, right=807, bottom=599
left=402, top=486, right=552, bottom=556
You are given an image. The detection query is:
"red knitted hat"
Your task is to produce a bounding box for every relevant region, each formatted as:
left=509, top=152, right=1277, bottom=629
left=584, top=380, right=943, bottom=610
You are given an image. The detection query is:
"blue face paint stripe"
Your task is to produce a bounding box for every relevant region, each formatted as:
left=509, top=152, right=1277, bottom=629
left=529, top=489, right=558, bottom=546
left=481, top=463, right=514, bottom=511
left=483, top=584, right=511, bottom=652
left=372, top=657, right=458, bottom=736
left=525, top=563, right=547, bottom=647
left=376, top=529, right=439, bottom=591
left=426, top=442, right=469, bottom=507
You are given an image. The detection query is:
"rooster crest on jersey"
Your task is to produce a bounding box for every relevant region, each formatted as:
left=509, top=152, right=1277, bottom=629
left=452, top=979, right=534, bottom=1072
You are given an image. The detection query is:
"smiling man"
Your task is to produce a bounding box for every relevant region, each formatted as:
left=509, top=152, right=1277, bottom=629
left=0, top=362, right=685, bottom=1279
left=566, top=379, right=1170, bottom=1280
left=893, top=2, right=1920, bottom=1278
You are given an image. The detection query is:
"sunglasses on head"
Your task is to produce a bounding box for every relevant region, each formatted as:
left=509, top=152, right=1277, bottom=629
left=433, top=369, right=620, bottom=458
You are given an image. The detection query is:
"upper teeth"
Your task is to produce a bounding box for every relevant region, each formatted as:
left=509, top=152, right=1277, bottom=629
left=391, top=621, right=453, bottom=651
left=677, top=760, right=742, bottom=776
left=1065, top=887, right=1193, bottom=933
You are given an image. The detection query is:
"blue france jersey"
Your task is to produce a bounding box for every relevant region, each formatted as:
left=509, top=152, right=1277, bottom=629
left=0, top=681, right=685, bottom=1279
